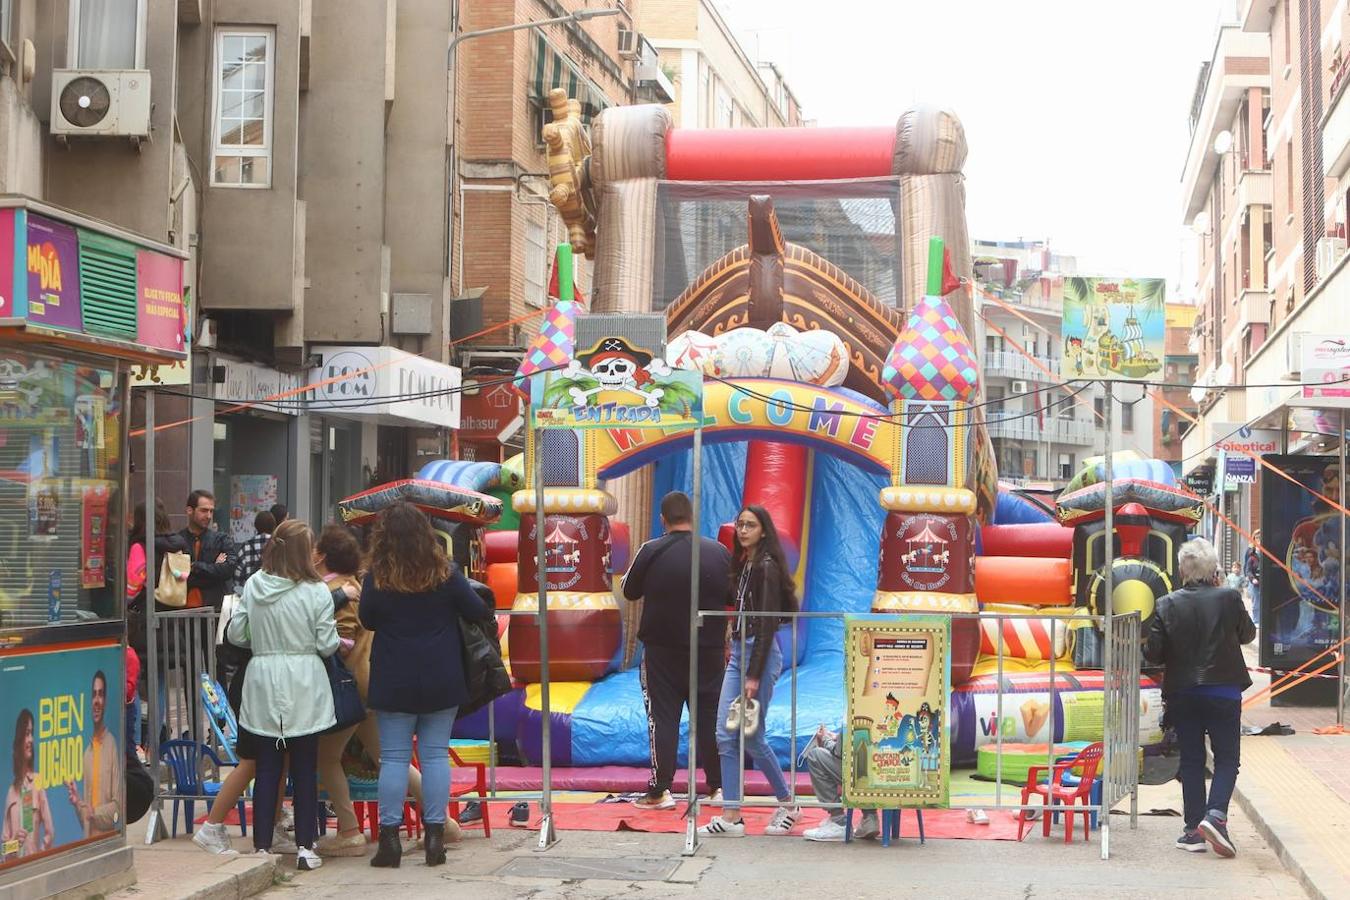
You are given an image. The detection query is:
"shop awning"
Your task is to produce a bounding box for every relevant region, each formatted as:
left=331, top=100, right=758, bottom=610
left=531, top=33, right=610, bottom=125
left=307, top=346, right=461, bottom=430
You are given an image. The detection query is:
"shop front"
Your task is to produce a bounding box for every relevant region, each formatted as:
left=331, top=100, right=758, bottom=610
left=306, top=345, right=461, bottom=513
left=0, top=198, right=187, bottom=897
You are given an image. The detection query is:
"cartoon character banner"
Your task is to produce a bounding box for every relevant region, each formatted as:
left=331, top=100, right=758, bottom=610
left=842, top=615, right=949, bottom=809
left=1060, top=276, right=1166, bottom=382
left=0, top=642, right=124, bottom=870
left=1260, top=455, right=1346, bottom=670
left=530, top=336, right=704, bottom=431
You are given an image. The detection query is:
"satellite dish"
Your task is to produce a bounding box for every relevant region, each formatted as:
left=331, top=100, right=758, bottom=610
left=1213, top=130, right=1234, bottom=155
left=1191, top=212, right=1211, bottom=235
left=1216, top=363, right=1233, bottom=386
left=1189, top=385, right=1207, bottom=403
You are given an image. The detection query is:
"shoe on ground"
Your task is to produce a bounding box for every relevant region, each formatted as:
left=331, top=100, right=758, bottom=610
left=192, top=822, right=238, bottom=855
left=763, top=804, right=801, bottom=836
left=270, top=826, right=298, bottom=854
left=634, top=790, right=677, bottom=811
left=697, top=815, right=745, bottom=837
left=315, top=830, right=367, bottom=858
left=802, top=819, right=847, bottom=842
left=1175, top=829, right=1207, bottom=853
left=1199, top=814, right=1236, bottom=858
left=458, top=801, right=483, bottom=825
left=854, top=815, right=881, bottom=840
left=296, top=847, right=322, bottom=871
left=509, top=801, right=530, bottom=827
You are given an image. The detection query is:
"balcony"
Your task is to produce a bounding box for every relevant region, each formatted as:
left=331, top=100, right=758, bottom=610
left=985, top=415, right=1095, bottom=446
left=1324, top=68, right=1350, bottom=178
left=1181, top=26, right=1271, bottom=224
left=983, top=349, right=1060, bottom=382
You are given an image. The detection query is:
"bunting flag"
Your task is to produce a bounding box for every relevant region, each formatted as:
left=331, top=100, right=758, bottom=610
left=514, top=299, right=580, bottom=395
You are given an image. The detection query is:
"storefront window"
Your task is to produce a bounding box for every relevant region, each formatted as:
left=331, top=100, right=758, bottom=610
left=0, top=350, right=123, bottom=629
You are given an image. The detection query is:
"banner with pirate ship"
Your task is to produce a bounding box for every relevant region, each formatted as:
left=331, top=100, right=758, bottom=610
left=842, top=615, right=950, bottom=809
left=1059, top=276, right=1166, bottom=382
left=530, top=336, right=705, bottom=430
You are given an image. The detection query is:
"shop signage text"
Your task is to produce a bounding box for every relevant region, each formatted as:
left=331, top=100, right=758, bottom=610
left=308, top=346, right=461, bottom=429
left=1301, top=334, right=1350, bottom=399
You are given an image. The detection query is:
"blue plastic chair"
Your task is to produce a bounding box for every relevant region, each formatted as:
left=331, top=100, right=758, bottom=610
left=160, top=740, right=246, bottom=838
left=843, top=807, right=926, bottom=845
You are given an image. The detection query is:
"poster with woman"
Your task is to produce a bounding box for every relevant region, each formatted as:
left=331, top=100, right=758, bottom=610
left=0, top=642, right=123, bottom=870
left=1259, top=455, right=1346, bottom=677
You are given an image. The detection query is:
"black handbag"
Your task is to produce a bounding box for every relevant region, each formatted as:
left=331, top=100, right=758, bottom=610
left=459, top=612, right=512, bottom=717
left=323, top=653, right=366, bottom=733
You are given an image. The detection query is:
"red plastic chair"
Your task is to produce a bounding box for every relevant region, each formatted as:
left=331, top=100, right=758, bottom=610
left=1016, top=741, right=1104, bottom=843
left=409, top=739, right=492, bottom=838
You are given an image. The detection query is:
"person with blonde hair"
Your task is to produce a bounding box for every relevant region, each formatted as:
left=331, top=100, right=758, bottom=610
left=359, top=502, right=488, bottom=868
left=226, top=519, right=338, bottom=871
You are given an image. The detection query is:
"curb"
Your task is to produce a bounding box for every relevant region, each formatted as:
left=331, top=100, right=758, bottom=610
left=1231, top=784, right=1328, bottom=900
left=142, top=854, right=277, bottom=900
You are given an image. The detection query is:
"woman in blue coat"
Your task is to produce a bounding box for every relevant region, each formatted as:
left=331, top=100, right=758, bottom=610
left=359, top=502, right=488, bottom=868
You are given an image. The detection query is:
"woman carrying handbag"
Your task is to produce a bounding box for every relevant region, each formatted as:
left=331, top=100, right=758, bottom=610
left=226, top=519, right=338, bottom=871
left=359, top=502, right=489, bottom=868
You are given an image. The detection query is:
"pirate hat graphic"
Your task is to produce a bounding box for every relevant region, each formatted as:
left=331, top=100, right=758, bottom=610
left=577, top=336, right=654, bottom=371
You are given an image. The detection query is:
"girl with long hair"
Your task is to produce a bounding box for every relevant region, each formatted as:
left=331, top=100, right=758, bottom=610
left=699, top=504, right=800, bottom=838
left=3, top=709, right=53, bottom=858
left=359, top=502, right=487, bottom=868
left=226, top=519, right=338, bottom=870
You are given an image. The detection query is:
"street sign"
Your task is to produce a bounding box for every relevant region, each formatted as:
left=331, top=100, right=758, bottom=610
left=1224, top=455, right=1256, bottom=487
left=1300, top=334, right=1350, bottom=399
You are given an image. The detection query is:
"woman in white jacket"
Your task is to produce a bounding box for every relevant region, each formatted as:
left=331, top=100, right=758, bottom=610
left=227, top=519, right=338, bottom=870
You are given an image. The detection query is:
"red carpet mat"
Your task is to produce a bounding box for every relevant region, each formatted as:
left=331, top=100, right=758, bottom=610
left=453, top=765, right=813, bottom=794
left=482, top=801, right=1022, bottom=840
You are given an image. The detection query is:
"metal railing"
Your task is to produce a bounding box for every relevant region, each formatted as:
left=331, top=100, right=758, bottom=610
left=984, top=350, right=1061, bottom=382
left=986, top=415, right=1095, bottom=446
left=1101, top=612, right=1142, bottom=856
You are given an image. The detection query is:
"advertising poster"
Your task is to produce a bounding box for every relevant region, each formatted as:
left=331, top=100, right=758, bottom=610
left=1299, top=334, right=1350, bottom=401
left=530, top=336, right=704, bottom=431
left=1260, top=455, right=1346, bottom=669
left=24, top=215, right=81, bottom=332
left=842, top=615, right=949, bottom=809
left=80, top=485, right=110, bottom=589
left=26, top=433, right=60, bottom=539
left=229, top=474, right=278, bottom=544
left=0, top=208, right=14, bottom=318
left=0, top=642, right=124, bottom=870
left=135, top=250, right=186, bottom=354
left=1060, top=277, right=1166, bottom=382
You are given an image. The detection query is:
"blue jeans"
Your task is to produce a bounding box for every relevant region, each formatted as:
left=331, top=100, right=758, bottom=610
left=375, top=708, right=457, bottom=826
left=716, top=638, right=790, bottom=810
left=1170, top=693, right=1241, bottom=830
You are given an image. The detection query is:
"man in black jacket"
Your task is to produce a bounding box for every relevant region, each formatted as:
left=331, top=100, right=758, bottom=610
left=623, top=492, right=730, bottom=810
left=179, top=489, right=237, bottom=611
left=1144, top=537, right=1256, bottom=859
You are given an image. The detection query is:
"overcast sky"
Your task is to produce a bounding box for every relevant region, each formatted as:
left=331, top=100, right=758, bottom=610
left=722, top=0, right=1231, bottom=296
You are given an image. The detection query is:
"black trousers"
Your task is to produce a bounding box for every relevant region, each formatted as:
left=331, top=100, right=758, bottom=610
left=253, top=732, right=319, bottom=851
left=640, top=643, right=723, bottom=795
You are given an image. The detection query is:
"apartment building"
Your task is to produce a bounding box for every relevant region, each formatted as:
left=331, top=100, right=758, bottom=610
left=972, top=239, right=1154, bottom=488
left=1180, top=1, right=1350, bottom=538
left=1155, top=302, right=1201, bottom=473
left=630, top=0, right=803, bottom=129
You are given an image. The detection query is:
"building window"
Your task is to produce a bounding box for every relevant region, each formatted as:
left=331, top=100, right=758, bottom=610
left=1058, top=453, right=1074, bottom=479
left=70, top=0, right=146, bottom=69
left=1094, top=396, right=1104, bottom=421
left=211, top=29, right=274, bottom=188
left=987, top=385, right=1005, bottom=417
left=1121, top=403, right=1134, bottom=432
left=524, top=219, right=548, bottom=307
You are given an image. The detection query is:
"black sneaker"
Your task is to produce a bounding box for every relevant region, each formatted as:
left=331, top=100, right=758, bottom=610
left=458, top=801, right=483, bottom=825
left=1175, top=829, right=1207, bottom=853
left=1199, top=814, right=1236, bottom=858
left=509, top=801, right=530, bottom=827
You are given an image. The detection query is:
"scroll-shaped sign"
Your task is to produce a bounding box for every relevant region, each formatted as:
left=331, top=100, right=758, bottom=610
left=842, top=615, right=950, bottom=809
left=529, top=335, right=704, bottom=430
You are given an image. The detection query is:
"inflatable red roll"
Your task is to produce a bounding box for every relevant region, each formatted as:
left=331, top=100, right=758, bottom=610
left=975, top=556, right=1073, bottom=607
left=718, top=522, right=735, bottom=555
left=665, top=127, right=897, bottom=181
left=742, top=441, right=809, bottom=556
left=980, top=523, right=1074, bottom=559
left=486, top=562, right=518, bottom=610
left=482, top=529, right=518, bottom=566
left=609, top=521, right=631, bottom=575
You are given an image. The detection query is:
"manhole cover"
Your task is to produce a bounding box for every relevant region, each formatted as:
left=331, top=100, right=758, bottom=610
left=496, top=856, right=681, bottom=882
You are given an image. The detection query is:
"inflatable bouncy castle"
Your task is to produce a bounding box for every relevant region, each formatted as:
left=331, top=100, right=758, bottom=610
left=351, top=93, right=1193, bottom=778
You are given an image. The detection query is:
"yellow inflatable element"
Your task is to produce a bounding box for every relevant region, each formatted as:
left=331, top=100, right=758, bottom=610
left=511, top=488, right=617, bottom=516
left=872, top=591, right=979, bottom=613
left=879, top=486, right=976, bottom=514
left=511, top=592, right=619, bottom=613
left=524, top=681, right=592, bottom=714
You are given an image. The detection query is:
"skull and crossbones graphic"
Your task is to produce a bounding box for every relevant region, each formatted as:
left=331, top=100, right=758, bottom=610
left=563, top=337, right=671, bottom=407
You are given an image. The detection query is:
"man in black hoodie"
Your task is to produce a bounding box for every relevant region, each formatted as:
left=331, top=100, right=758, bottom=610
left=623, top=492, right=731, bottom=810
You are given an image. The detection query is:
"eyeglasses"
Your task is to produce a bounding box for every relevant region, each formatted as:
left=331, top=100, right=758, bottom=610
left=734, top=521, right=759, bottom=531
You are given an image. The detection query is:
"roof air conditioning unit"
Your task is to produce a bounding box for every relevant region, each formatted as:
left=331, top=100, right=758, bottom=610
left=1316, top=236, right=1347, bottom=279
left=1285, top=332, right=1305, bottom=380
left=616, top=27, right=639, bottom=60
left=51, top=70, right=151, bottom=138
left=1010, top=380, right=1029, bottom=394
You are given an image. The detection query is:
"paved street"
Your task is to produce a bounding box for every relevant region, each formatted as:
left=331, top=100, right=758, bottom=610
left=115, top=778, right=1303, bottom=900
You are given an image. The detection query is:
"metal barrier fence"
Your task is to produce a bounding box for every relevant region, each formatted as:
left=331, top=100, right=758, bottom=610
left=140, top=603, right=1143, bottom=859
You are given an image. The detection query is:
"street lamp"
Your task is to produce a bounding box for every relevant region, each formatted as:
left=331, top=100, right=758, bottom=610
left=446, top=7, right=622, bottom=294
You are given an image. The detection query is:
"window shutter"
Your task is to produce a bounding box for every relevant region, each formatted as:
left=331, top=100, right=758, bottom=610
left=78, top=230, right=138, bottom=339
left=1299, top=0, right=1326, bottom=294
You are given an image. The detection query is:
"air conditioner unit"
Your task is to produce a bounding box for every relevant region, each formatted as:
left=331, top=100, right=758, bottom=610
left=1010, top=380, right=1030, bottom=394
left=616, top=27, right=639, bottom=60
left=1284, top=332, right=1306, bottom=379
left=1316, top=236, right=1347, bottom=279
left=51, top=70, right=151, bottom=138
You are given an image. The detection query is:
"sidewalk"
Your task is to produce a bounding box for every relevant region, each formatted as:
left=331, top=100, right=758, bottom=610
left=1238, top=659, right=1350, bottom=900
left=111, top=817, right=277, bottom=900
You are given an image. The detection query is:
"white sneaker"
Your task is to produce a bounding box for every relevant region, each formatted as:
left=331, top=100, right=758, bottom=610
left=192, top=822, right=238, bottom=855
left=633, top=790, right=677, bottom=811
left=270, top=826, right=298, bottom=854
left=763, top=804, right=801, bottom=836
left=296, top=847, right=323, bottom=871
left=854, top=815, right=881, bottom=840
left=802, top=819, right=847, bottom=842
left=697, top=815, right=745, bottom=837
